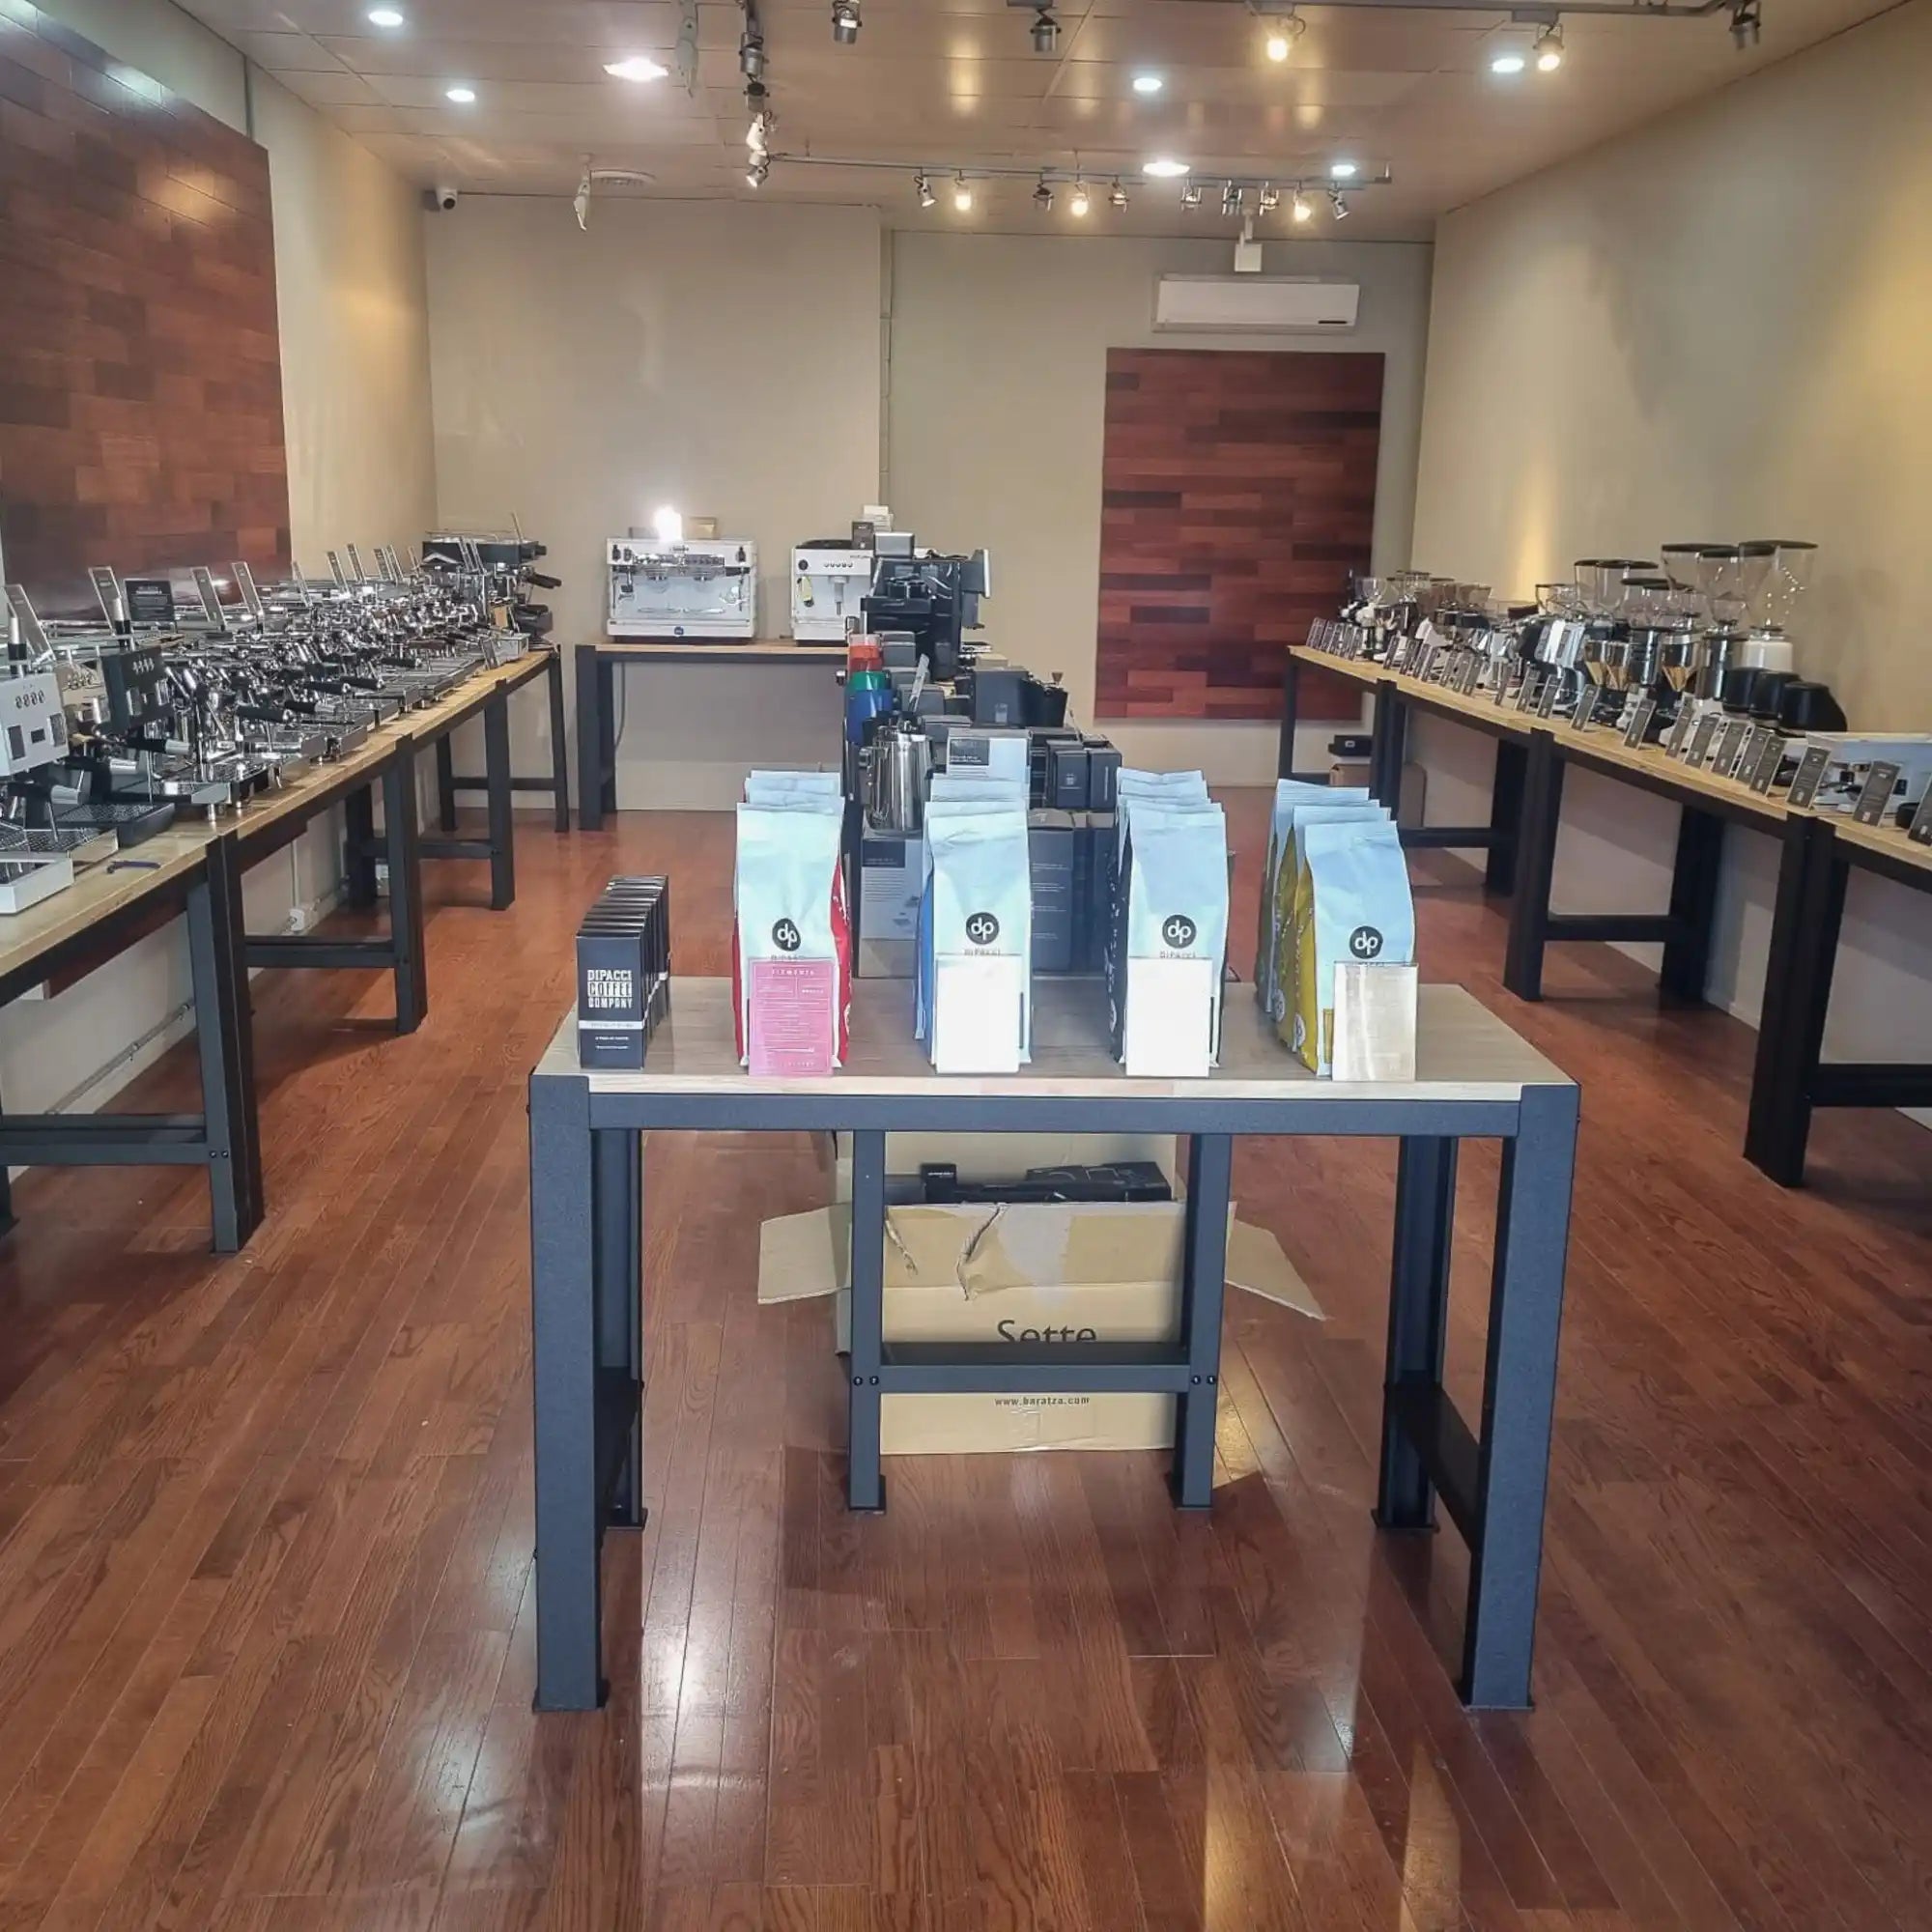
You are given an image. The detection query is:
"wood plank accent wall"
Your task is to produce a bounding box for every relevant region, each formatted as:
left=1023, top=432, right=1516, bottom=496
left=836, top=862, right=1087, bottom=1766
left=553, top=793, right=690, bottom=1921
left=0, top=0, right=289, bottom=616
left=1095, top=347, right=1381, bottom=722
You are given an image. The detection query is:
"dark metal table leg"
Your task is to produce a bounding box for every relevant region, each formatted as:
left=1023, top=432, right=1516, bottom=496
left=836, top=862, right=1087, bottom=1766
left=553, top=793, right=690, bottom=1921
left=574, top=644, right=604, bottom=831
left=344, top=785, right=378, bottom=909
left=595, top=1127, right=646, bottom=1528
left=546, top=649, right=571, bottom=832
left=1461, top=1080, right=1579, bottom=1709
left=1486, top=740, right=1526, bottom=897
left=847, top=1128, right=887, bottom=1512
left=186, top=833, right=264, bottom=1254
left=1171, top=1132, right=1233, bottom=1509
left=1660, top=806, right=1724, bottom=1007
left=530, top=1069, right=605, bottom=1710
left=1369, top=682, right=1406, bottom=812
left=1502, top=731, right=1564, bottom=1002
left=383, top=739, right=428, bottom=1034
left=598, top=659, right=617, bottom=817
left=484, top=690, right=516, bottom=911
left=1745, top=815, right=1844, bottom=1185
left=1276, top=648, right=1301, bottom=781
left=1376, top=1136, right=1457, bottom=1530
left=434, top=735, right=457, bottom=834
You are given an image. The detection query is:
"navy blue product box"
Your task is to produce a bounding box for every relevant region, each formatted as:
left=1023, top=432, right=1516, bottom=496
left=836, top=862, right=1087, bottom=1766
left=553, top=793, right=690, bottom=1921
left=1082, top=737, right=1122, bottom=810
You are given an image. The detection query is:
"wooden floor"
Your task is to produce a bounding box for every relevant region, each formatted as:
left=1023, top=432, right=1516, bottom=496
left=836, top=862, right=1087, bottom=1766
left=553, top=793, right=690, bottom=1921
left=0, top=794, right=1928, bottom=1932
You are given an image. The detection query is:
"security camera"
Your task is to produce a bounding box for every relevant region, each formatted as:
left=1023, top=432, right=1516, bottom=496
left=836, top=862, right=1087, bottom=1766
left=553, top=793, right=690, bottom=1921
left=427, top=185, right=460, bottom=213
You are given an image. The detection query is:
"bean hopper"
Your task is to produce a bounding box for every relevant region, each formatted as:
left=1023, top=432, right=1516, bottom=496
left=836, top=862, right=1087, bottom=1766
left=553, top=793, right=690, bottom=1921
left=1739, top=539, right=1817, bottom=674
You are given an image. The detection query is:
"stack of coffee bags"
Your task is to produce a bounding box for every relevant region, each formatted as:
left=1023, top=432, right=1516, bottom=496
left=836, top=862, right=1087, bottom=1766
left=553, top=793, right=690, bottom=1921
left=917, top=771, right=1032, bottom=1072
left=1255, top=781, right=1377, bottom=1025
left=1287, top=816, right=1415, bottom=1076
left=576, top=876, right=671, bottom=1069
left=1106, top=771, right=1228, bottom=1077
left=732, top=772, right=850, bottom=1076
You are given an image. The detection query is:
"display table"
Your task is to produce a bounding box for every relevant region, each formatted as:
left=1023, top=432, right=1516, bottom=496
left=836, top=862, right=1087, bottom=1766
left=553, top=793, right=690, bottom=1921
left=572, top=638, right=845, bottom=829
left=526, top=976, right=1581, bottom=1713
left=0, top=649, right=559, bottom=1250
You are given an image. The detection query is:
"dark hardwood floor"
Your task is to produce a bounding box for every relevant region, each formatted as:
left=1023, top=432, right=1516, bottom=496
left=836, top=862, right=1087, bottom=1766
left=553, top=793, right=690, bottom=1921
left=0, top=792, right=1927, bottom=1932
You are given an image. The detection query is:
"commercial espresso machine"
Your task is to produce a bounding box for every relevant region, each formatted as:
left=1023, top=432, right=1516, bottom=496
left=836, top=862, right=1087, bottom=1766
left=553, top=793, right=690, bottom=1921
left=606, top=537, right=757, bottom=639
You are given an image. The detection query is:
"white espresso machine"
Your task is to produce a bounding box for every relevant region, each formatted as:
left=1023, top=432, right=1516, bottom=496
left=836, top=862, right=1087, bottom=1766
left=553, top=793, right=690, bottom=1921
left=606, top=537, right=757, bottom=639
left=789, top=542, right=873, bottom=642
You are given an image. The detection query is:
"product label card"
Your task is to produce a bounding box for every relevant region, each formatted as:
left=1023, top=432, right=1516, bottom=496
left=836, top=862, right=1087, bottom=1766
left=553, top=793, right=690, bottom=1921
left=1688, top=716, right=1719, bottom=768
left=326, top=551, right=348, bottom=586
left=1853, top=761, right=1900, bottom=827
left=1664, top=704, right=1698, bottom=758
left=1537, top=675, right=1562, bottom=721
left=1623, top=698, right=1658, bottom=748
left=1122, top=955, right=1215, bottom=1078
left=1570, top=690, right=1595, bottom=731
left=1786, top=743, right=1833, bottom=808
left=1749, top=733, right=1787, bottom=793
left=1909, top=788, right=1932, bottom=846
left=931, top=954, right=1025, bottom=1074
left=122, top=578, right=174, bottom=625
left=747, top=956, right=838, bottom=1077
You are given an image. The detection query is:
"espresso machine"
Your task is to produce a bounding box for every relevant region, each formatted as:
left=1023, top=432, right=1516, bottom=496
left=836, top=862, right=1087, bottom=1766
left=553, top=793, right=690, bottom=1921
left=790, top=541, right=873, bottom=643
left=607, top=537, right=757, bottom=639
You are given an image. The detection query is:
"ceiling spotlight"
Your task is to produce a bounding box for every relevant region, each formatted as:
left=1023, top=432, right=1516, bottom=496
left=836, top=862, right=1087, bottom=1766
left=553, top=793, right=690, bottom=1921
left=1131, top=72, right=1163, bottom=95
left=1730, top=0, right=1761, bottom=46
left=1142, top=156, right=1190, bottom=179
left=605, top=55, right=668, bottom=82
left=1491, top=46, right=1527, bottom=72
left=748, top=156, right=769, bottom=188
left=952, top=174, right=974, bottom=211
left=1330, top=190, right=1350, bottom=219
left=831, top=0, right=861, bottom=45
left=574, top=162, right=591, bottom=230
left=1329, top=160, right=1358, bottom=179
left=1257, top=5, right=1305, bottom=61
left=1034, top=174, right=1055, bottom=211
left=1069, top=179, right=1091, bottom=216
left=1180, top=181, right=1204, bottom=209
left=1291, top=188, right=1313, bottom=223
left=443, top=84, right=476, bottom=102
left=916, top=171, right=935, bottom=209
left=1221, top=182, right=1243, bottom=216
left=1032, top=8, right=1061, bottom=54
left=740, top=26, right=766, bottom=80
left=1534, top=21, right=1565, bottom=68
left=366, top=6, right=405, bottom=25
left=1109, top=178, right=1128, bottom=210
left=1257, top=182, right=1280, bottom=213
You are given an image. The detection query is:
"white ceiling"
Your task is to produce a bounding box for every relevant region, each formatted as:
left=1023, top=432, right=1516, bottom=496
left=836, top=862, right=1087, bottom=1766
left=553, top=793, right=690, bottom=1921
left=178, top=0, right=1896, bottom=239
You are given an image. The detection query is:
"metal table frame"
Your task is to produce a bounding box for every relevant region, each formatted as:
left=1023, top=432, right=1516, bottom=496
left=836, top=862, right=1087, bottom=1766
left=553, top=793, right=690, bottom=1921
left=1746, top=813, right=1932, bottom=1183
left=0, top=834, right=262, bottom=1251
left=434, top=645, right=571, bottom=845
left=526, top=989, right=1581, bottom=1715
left=573, top=639, right=843, bottom=830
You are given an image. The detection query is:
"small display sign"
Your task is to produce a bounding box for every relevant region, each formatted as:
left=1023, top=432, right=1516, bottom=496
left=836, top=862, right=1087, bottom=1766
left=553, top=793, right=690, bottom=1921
left=1623, top=698, right=1658, bottom=749
left=1909, top=788, right=1932, bottom=846
left=122, top=577, right=175, bottom=625
left=1516, top=667, right=1545, bottom=714
left=1852, top=761, right=1900, bottom=827
left=1457, top=654, right=1484, bottom=697
left=1786, top=743, right=1833, bottom=809
left=1688, top=716, right=1719, bottom=769
left=1537, top=674, right=1562, bottom=720
left=1748, top=733, right=1787, bottom=794
left=326, top=551, right=348, bottom=586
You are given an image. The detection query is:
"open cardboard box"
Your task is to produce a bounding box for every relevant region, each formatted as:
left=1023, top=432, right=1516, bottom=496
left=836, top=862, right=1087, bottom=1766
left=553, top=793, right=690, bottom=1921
left=758, top=1196, right=1321, bottom=1455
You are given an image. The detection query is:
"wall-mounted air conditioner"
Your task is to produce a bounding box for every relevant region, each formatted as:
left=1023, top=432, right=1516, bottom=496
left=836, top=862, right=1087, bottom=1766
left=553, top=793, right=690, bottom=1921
left=1153, top=275, right=1360, bottom=332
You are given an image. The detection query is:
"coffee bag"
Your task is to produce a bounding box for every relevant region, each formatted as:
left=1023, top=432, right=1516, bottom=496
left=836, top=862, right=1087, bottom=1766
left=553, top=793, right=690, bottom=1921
left=732, top=798, right=850, bottom=1074
left=1111, top=802, right=1229, bottom=1075
left=1289, top=817, right=1414, bottom=1075
left=919, top=804, right=1033, bottom=1071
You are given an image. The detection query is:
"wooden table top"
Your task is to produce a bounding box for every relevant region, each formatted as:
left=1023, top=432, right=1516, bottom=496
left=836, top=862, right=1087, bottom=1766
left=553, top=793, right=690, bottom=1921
left=538, top=975, right=1573, bottom=1104
left=1832, top=812, right=1932, bottom=885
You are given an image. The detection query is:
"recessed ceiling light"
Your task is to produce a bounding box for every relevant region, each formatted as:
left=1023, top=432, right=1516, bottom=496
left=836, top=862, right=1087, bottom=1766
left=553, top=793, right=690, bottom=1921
left=366, top=7, right=405, bottom=25
left=1142, top=156, right=1190, bottom=179
left=1328, top=160, right=1358, bottom=179
left=444, top=84, right=477, bottom=102
left=1131, top=72, right=1164, bottom=95
left=1490, top=49, right=1526, bottom=72
left=604, top=56, right=668, bottom=82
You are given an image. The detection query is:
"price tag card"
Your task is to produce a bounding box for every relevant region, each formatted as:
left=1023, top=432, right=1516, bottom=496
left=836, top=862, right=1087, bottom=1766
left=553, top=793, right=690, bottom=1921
left=1688, top=716, right=1719, bottom=769
left=1713, top=721, right=1747, bottom=778
left=1458, top=654, right=1484, bottom=697
left=1413, top=640, right=1439, bottom=683
left=121, top=577, right=174, bottom=625
left=1570, top=689, right=1597, bottom=731
left=1853, top=761, right=1901, bottom=827
left=326, top=551, right=348, bottom=586
left=1664, top=705, right=1698, bottom=759
left=1623, top=698, right=1658, bottom=749
left=1516, top=668, right=1545, bottom=714
left=1786, top=743, right=1833, bottom=809
left=345, top=543, right=367, bottom=582
left=1748, top=733, right=1787, bottom=794
left=1537, top=675, right=1562, bottom=721
left=1909, top=788, right=1932, bottom=846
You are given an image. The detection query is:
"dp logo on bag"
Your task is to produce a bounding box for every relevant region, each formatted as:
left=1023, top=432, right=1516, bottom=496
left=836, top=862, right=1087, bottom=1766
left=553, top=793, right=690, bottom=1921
left=771, top=918, right=802, bottom=952
left=1348, top=924, right=1384, bottom=961
left=1161, top=914, right=1197, bottom=951
left=964, top=911, right=1001, bottom=947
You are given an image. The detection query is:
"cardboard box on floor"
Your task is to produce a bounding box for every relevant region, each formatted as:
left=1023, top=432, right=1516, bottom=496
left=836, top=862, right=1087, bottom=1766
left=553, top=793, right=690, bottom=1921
left=757, top=1197, right=1321, bottom=1455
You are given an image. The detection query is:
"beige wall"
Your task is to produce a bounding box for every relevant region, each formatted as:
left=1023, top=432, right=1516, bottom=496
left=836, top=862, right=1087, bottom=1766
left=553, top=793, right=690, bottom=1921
left=1413, top=0, right=1932, bottom=729
left=425, top=197, right=884, bottom=808
left=3, top=1, right=437, bottom=1122
left=888, top=232, right=1434, bottom=781
left=1407, top=0, right=1932, bottom=1098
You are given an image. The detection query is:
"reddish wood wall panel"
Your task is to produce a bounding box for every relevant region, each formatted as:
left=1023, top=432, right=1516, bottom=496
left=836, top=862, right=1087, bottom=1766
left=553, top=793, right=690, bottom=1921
left=1095, top=347, right=1380, bottom=722
left=0, top=0, right=289, bottom=616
